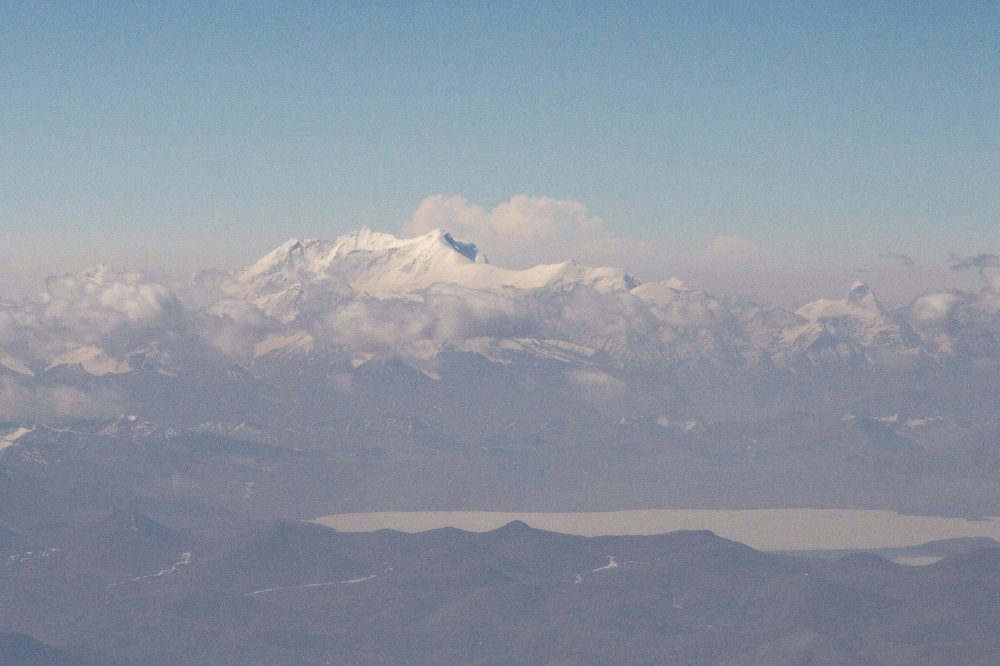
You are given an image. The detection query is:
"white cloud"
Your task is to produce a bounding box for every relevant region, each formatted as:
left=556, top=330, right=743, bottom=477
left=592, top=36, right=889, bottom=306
left=403, top=194, right=611, bottom=268
left=640, top=286, right=731, bottom=330
left=42, top=266, right=177, bottom=328
left=0, top=265, right=197, bottom=372
left=198, top=298, right=277, bottom=359
left=313, top=286, right=540, bottom=359
left=909, top=292, right=961, bottom=326
left=34, top=266, right=181, bottom=357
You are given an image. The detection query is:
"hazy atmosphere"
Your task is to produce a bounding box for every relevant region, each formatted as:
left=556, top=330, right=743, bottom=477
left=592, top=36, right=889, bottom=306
left=4, top=3, right=1000, bottom=664
left=3, top=2, right=998, bottom=304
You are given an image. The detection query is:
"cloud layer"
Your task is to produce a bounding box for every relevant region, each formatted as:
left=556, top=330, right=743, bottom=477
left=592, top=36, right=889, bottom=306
left=403, top=194, right=611, bottom=268
left=2, top=223, right=1000, bottom=422
left=0, top=266, right=181, bottom=363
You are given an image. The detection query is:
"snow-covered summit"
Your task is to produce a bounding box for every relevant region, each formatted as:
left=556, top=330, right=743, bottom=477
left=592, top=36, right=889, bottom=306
left=794, top=281, right=887, bottom=327
left=6, top=228, right=1000, bottom=388
left=239, top=228, right=488, bottom=287
left=846, top=280, right=886, bottom=312
left=223, top=228, right=638, bottom=322
left=774, top=281, right=917, bottom=364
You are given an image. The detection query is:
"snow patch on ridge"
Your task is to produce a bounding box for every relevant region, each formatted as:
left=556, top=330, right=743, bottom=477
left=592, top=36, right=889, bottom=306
left=46, top=345, right=131, bottom=376
left=0, top=426, right=34, bottom=453
left=226, top=228, right=637, bottom=307
left=253, top=331, right=316, bottom=359
left=774, top=281, right=917, bottom=364
left=0, top=354, right=34, bottom=376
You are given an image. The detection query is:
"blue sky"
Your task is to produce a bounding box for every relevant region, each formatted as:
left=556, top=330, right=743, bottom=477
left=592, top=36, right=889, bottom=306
left=2, top=2, right=998, bottom=303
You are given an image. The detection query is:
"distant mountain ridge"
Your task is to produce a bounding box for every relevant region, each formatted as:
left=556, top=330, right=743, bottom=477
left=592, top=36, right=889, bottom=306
left=213, top=228, right=639, bottom=323
left=6, top=511, right=1000, bottom=665
left=0, top=228, right=998, bottom=425
left=5, top=239, right=1000, bottom=663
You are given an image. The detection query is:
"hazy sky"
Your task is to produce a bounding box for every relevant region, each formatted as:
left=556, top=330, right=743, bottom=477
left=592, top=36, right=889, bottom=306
left=2, top=2, right=997, bottom=304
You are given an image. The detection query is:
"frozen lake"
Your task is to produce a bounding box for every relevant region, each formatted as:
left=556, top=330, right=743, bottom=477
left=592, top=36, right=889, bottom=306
left=313, top=509, right=1000, bottom=551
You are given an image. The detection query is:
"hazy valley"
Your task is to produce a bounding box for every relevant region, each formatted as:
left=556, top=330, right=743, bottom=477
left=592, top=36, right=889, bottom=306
left=3, top=230, right=1000, bottom=663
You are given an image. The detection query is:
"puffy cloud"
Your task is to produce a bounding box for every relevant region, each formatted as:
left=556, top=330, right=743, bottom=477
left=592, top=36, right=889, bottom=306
left=488, top=195, right=603, bottom=242
left=33, top=266, right=181, bottom=358
left=314, top=286, right=540, bottom=358
left=907, top=292, right=963, bottom=341
left=403, top=194, right=610, bottom=268
left=0, top=266, right=187, bottom=369
left=643, top=287, right=731, bottom=330
left=42, top=266, right=178, bottom=329
left=405, top=196, right=490, bottom=240
left=280, top=278, right=681, bottom=364
left=909, top=292, right=961, bottom=324
left=322, top=299, right=434, bottom=354
left=197, top=298, right=278, bottom=359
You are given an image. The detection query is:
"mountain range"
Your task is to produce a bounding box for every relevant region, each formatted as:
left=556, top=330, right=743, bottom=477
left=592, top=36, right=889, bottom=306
left=4, top=231, right=1000, bottom=662
left=3, top=229, right=1000, bottom=518
left=1, top=228, right=997, bottom=393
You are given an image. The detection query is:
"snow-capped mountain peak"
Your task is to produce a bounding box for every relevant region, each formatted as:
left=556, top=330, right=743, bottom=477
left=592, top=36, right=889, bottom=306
left=233, top=228, right=487, bottom=296
left=775, top=282, right=916, bottom=364
left=5, top=227, right=999, bottom=396
left=224, top=229, right=639, bottom=324
left=846, top=280, right=885, bottom=313
left=795, top=281, right=887, bottom=325
left=440, top=231, right=486, bottom=263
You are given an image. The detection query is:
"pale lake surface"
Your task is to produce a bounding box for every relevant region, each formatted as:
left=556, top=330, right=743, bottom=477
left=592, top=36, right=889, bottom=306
left=313, top=509, right=1000, bottom=551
